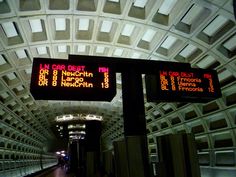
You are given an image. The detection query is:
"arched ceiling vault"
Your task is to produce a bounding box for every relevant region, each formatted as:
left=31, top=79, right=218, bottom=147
left=0, top=0, right=236, bottom=157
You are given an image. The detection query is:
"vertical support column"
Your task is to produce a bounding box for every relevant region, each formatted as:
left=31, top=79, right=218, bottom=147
left=156, top=133, right=201, bottom=177
left=69, top=141, right=79, bottom=173
left=121, top=70, right=150, bottom=177
left=85, top=120, right=101, bottom=177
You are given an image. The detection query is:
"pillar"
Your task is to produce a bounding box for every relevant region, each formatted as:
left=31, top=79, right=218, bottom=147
left=121, top=69, right=150, bottom=177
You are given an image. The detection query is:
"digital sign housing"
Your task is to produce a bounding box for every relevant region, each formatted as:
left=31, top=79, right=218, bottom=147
left=30, top=58, right=116, bottom=101
left=145, top=68, right=222, bottom=103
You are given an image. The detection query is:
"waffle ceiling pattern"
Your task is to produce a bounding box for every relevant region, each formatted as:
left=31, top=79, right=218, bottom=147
left=0, top=0, right=236, bottom=171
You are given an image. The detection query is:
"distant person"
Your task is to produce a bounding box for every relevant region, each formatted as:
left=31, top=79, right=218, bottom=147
left=58, top=157, right=65, bottom=168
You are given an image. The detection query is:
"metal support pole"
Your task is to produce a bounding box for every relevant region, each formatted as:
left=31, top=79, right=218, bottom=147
left=121, top=69, right=150, bottom=177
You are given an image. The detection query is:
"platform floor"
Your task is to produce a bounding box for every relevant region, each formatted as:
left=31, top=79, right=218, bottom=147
left=36, top=167, right=75, bottom=177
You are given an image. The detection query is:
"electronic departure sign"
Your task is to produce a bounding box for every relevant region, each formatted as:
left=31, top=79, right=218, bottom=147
left=145, top=68, right=222, bottom=103
left=30, top=58, right=116, bottom=101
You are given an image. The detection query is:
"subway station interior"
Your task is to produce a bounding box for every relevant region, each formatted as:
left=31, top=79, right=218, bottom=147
left=0, top=0, right=236, bottom=177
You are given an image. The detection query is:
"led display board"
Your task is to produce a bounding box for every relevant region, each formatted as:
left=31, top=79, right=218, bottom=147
left=145, top=68, right=222, bottom=102
left=30, top=58, right=116, bottom=101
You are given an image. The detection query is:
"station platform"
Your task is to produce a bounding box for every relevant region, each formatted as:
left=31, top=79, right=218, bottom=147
left=32, top=166, right=75, bottom=177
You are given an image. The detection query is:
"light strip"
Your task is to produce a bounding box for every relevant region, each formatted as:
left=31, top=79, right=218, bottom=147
left=55, top=18, right=66, bottom=31
left=29, top=19, right=43, bottom=33
left=100, top=20, right=112, bottom=33
left=121, top=24, right=135, bottom=37
left=142, top=29, right=156, bottom=42
left=203, top=15, right=229, bottom=37
left=15, top=49, right=27, bottom=59
left=158, top=0, right=178, bottom=15
left=161, top=36, right=177, bottom=49
left=79, top=19, right=89, bottom=31
left=2, top=22, right=18, bottom=37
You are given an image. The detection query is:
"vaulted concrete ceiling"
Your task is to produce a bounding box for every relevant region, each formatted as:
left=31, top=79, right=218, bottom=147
left=0, top=0, right=236, bottom=168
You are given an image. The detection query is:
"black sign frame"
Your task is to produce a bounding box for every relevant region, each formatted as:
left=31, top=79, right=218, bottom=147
left=145, top=68, right=222, bottom=103
left=30, top=58, right=117, bottom=101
